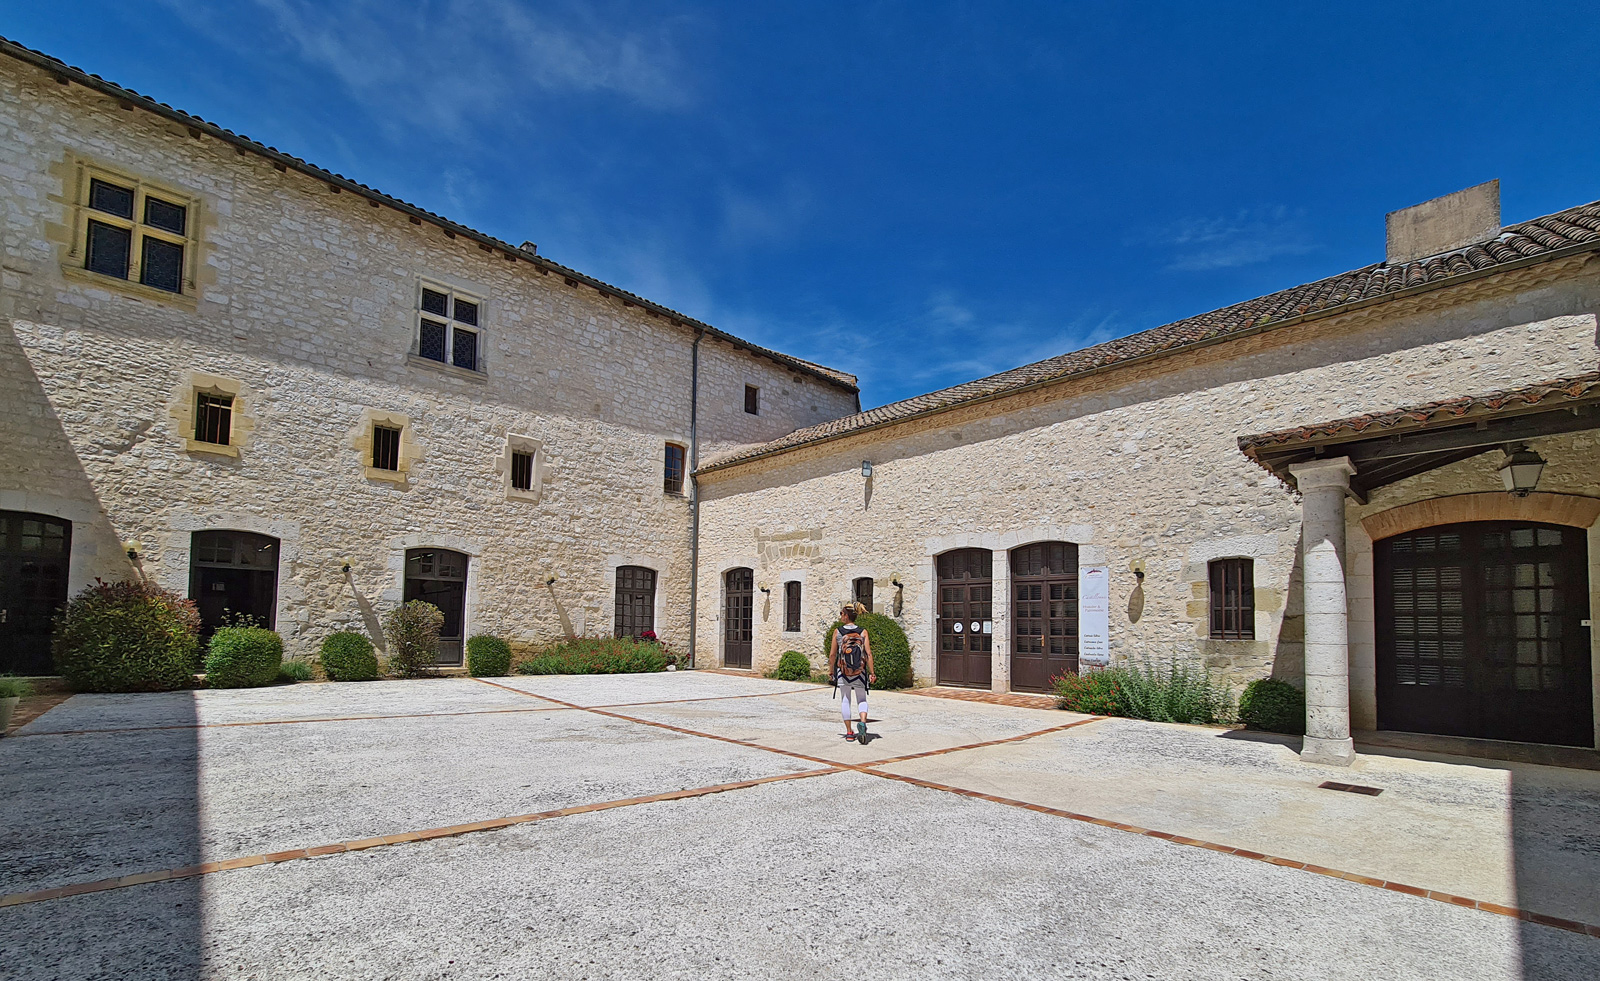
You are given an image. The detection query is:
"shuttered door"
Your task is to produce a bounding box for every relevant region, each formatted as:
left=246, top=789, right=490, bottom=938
left=1376, top=521, right=1593, bottom=747
left=723, top=568, right=754, bottom=669
left=937, top=548, right=993, bottom=689
left=1011, top=542, right=1079, bottom=693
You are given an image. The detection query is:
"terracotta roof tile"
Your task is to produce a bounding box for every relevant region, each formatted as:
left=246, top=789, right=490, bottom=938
left=702, top=200, right=1600, bottom=472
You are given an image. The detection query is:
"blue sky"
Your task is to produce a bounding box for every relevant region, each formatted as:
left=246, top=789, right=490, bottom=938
left=7, top=2, right=1599, bottom=408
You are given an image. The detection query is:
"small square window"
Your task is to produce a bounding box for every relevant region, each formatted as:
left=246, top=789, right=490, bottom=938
left=140, top=237, right=184, bottom=293
left=419, top=319, right=448, bottom=362
left=453, top=297, right=478, bottom=326
left=511, top=451, right=535, bottom=491
left=194, top=392, right=233, bottom=445
left=664, top=443, right=685, bottom=494
left=744, top=385, right=759, bottom=415
left=86, top=220, right=131, bottom=279
left=89, top=178, right=134, bottom=219
left=143, top=196, right=187, bottom=234
left=372, top=425, right=402, bottom=471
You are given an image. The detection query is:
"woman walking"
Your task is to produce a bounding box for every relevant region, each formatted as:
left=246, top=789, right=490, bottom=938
left=829, top=604, right=876, bottom=742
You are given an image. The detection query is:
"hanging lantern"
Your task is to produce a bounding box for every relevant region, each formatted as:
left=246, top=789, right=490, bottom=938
left=1497, top=444, right=1546, bottom=497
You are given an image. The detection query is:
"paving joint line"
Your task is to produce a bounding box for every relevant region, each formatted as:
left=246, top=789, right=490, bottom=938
left=0, top=767, right=843, bottom=910
left=7, top=705, right=580, bottom=739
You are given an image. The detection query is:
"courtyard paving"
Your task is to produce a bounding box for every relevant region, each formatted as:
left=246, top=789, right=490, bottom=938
left=1, top=672, right=1596, bottom=980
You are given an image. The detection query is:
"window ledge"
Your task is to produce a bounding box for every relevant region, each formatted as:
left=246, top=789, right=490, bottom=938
left=365, top=466, right=410, bottom=485
left=407, top=354, right=487, bottom=384
left=62, top=264, right=199, bottom=310
left=184, top=439, right=239, bottom=458
left=506, top=488, right=543, bottom=503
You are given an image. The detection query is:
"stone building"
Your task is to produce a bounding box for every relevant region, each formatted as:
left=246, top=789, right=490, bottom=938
left=3, top=38, right=1597, bottom=762
left=0, top=39, right=859, bottom=670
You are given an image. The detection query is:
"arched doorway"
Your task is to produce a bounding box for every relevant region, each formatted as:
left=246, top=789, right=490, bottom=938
left=190, top=530, right=279, bottom=638
left=614, top=565, right=657, bottom=639
left=723, top=567, right=753, bottom=668
left=0, top=511, right=71, bottom=674
left=404, top=548, right=468, bottom=666
left=1376, top=521, right=1593, bottom=746
left=1010, top=541, right=1079, bottom=693
left=937, top=548, right=992, bottom=688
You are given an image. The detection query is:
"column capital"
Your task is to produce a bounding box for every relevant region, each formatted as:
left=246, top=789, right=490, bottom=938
left=1288, top=456, right=1356, bottom=492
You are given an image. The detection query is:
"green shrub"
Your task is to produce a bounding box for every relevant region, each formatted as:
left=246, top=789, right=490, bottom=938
left=466, top=634, right=513, bottom=677
left=1238, top=678, right=1306, bottom=735
left=515, top=636, right=671, bottom=675
left=0, top=675, right=35, bottom=699
left=1053, top=668, right=1127, bottom=715
left=772, top=651, right=812, bottom=682
left=52, top=578, right=201, bottom=692
left=205, top=627, right=284, bottom=688
left=818, top=612, right=912, bottom=689
left=277, top=659, right=314, bottom=683
left=319, top=631, right=379, bottom=682
left=384, top=600, right=444, bottom=678
left=1054, top=661, right=1235, bottom=725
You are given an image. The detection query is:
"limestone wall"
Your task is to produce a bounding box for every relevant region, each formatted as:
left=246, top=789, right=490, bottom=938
left=695, top=260, right=1600, bottom=698
left=0, top=58, right=854, bottom=658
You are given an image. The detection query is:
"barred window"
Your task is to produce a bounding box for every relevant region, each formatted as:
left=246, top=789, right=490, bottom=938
left=785, top=581, right=801, bottom=632
left=1209, top=558, right=1255, bottom=640
left=193, top=392, right=233, bottom=445
left=372, top=425, right=402, bottom=471
left=417, top=284, right=483, bottom=372
left=511, top=450, right=534, bottom=491
left=664, top=443, right=685, bottom=494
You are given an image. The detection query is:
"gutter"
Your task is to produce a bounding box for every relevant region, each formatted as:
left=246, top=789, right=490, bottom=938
left=0, top=36, right=858, bottom=397
left=687, top=330, right=703, bottom=668
left=695, top=242, right=1600, bottom=477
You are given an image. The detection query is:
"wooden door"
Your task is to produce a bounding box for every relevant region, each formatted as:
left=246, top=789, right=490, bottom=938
left=937, top=548, right=993, bottom=688
left=723, top=568, right=753, bottom=669
left=1011, top=542, right=1079, bottom=693
left=0, top=512, right=71, bottom=675
left=1377, top=522, right=1593, bottom=747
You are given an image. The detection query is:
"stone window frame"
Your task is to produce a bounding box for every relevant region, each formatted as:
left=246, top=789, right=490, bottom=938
left=350, top=409, right=423, bottom=486
left=1183, top=534, right=1281, bottom=644
left=408, top=278, right=489, bottom=381
left=778, top=569, right=808, bottom=636
left=498, top=433, right=547, bottom=503
left=61, top=155, right=202, bottom=307
left=168, top=371, right=255, bottom=459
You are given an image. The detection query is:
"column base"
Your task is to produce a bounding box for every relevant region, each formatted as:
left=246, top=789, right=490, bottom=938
left=1300, top=735, right=1355, bottom=766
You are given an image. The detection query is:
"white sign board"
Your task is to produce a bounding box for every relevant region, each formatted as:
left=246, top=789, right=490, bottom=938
left=1079, top=565, right=1110, bottom=666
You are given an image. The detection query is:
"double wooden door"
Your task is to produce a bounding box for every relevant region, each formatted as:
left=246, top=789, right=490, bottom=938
left=723, top=568, right=754, bottom=669
left=937, top=548, right=993, bottom=688
left=1376, top=521, right=1593, bottom=747
left=1010, top=542, right=1079, bottom=693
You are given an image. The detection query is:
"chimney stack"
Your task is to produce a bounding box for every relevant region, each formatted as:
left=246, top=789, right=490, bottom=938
left=1385, top=180, right=1500, bottom=264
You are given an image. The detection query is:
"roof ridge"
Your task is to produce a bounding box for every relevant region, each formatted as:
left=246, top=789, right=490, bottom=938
left=0, top=34, right=859, bottom=393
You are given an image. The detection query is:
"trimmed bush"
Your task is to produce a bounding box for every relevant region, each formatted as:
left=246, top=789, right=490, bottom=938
left=205, top=627, right=283, bottom=688
left=1238, top=677, right=1307, bottom=735
left=384, top=600, right=444, bottom=678
left=0, top=675, right=35, bottom=699
left=466, top=634, right=513, bottom=677
left=515, top=636, right=670, bottom=675
left=773, top=651, right=812, bottom=682
left=818, top=612, right=912, bottom=688
left=277, top=659, right=314, bottom=683
left=1053, top=661, right=1235, bottom=725
left=319, top=631, right=379, bottom=682
left=52, top=578, right=201, bottom=692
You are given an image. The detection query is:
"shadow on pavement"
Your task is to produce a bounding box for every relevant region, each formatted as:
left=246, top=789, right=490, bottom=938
left=0, top=692, right=202, bottom=979
left=1512, top=766, right=1600, bottom=980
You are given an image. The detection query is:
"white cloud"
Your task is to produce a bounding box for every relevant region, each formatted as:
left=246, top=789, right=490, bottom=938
left=1145, top=206, right=1317, bottom=272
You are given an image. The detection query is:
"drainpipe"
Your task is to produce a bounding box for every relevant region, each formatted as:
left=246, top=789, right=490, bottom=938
left=687, top=329, right=704, bottom=667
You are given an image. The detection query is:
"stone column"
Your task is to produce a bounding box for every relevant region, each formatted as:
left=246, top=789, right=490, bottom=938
left=1288, top=457, right=1357, bottom=766
left=990, top=554, right=1010, bottom=693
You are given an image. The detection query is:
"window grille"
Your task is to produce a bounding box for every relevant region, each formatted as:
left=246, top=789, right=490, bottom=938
left=193, top=392, right=233, bottom=445
left=510, top=450, right=534, bottom=491
left=785, top=581, right=801, bottom=632
left=744, top=384, right=759, bottom=415
left=82, top=176, right=189, bottom=293
left=663, top=443, right=685, bottom=494
left=1209, top=558, right=1255, bottom=639
left=417, top=284, right=483, bottom=371
left=372, top=425, right=402, bottom=471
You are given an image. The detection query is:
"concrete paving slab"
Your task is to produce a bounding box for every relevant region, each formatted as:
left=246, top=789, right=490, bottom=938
left=609, top=686, right=1093, bottom=764
left=3, top=771, right=1593, bottom=981
left=13, top=678, right=543, bottom=734
left=879, top=716, right=1600, bottom=924
left=0, top=706, right=818, bottom=895
left=487, top=669, right=818, bottom=706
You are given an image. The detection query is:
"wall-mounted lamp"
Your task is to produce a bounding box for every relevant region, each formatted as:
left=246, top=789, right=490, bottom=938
left=861, top=460, right=873, bottom=478
left=890, top=578, right=903, bottom=589
left=123, top=540, right=143, bottom=562
left=546, top=576, right=557, bottom=586
left=758, top=582, right=772, bottom=594
left=1498, top=444, right=1546, bottom=497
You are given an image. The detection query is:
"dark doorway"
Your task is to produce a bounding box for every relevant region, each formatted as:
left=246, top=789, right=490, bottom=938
left=0, top=511, right=72, bottom=674
left=615, top=565, right=656, bottom=639
left=723, top=567, right=753, bottom=668
left=853, top=576, right=874, bottom=613
left=1376, top=521, right=1593, bottom=747
left=404, top=548, right=468, bottom=666
left=1011, top=541, right=1079, bottom=693
left=189, top=530, right=279, bottom=639
left=937, top=548, right=993, bottom=689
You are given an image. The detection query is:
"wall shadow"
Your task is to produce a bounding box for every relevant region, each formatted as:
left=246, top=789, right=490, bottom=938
left=1511, top=763, right=1600, bottom=979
